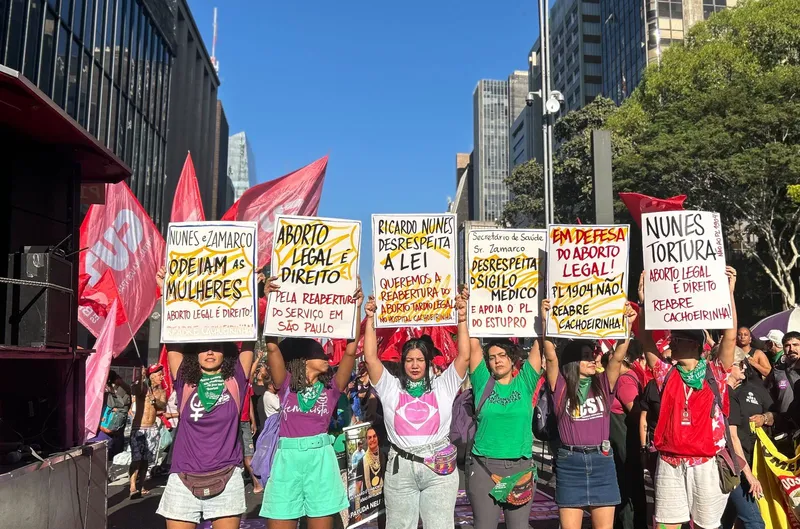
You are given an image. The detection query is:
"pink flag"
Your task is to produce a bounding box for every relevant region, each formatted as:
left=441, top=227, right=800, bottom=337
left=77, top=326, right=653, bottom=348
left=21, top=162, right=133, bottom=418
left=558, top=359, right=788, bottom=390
left=172, top=153, right=206, bottom=222
left=79, top=182, right=165, bottom=356
left=222, top=155, right=328, bottom=266
left=84, top=301, right=119, bottom=441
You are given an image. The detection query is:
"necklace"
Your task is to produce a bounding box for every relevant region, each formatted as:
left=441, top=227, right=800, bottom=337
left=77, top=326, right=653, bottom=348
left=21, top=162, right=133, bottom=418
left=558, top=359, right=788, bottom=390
left=365, top=449, right=381, bottom=486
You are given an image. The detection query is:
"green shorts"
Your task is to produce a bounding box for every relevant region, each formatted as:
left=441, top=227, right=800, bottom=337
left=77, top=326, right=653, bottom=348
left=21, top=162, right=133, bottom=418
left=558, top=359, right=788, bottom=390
left=260, top=433, right=348, bottom=519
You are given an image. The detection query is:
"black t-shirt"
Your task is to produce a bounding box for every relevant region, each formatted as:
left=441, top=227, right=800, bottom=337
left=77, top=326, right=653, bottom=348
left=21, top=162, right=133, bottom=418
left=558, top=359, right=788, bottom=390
left=640, top=379, right=661, bottom=440
left=729, top=380, right=774, bottom=465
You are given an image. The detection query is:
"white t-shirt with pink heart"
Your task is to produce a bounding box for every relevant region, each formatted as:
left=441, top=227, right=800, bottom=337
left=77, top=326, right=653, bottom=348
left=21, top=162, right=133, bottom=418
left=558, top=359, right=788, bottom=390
left=373, top=364, right=466, bottom=451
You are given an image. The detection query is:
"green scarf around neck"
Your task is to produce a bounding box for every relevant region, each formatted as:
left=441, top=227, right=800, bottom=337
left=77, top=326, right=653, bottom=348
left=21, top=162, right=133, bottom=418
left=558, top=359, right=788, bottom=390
left=773, top=351, right=785, bottom=365
left=676, top=358, right=707, bottom=390
left=197, top=373, right=225, bottom=412
left=576, top=377, right=592, bottom=405
left=297, top=380, right=324, bottom=413
left=405, top=379, right=427, bottom=398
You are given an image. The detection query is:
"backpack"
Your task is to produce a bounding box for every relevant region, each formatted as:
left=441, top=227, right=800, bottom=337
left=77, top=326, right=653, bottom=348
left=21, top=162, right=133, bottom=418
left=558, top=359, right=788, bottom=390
left=532, top=378, right=559, bottom=442
left=450, top=377, right=496, bottom=448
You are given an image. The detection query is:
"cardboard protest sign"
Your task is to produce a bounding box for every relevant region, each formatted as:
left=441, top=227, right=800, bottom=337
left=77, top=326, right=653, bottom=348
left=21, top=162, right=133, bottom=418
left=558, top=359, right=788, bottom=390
left=372, top=214, right=457, bottom=328
left=467, top=229, right=546, bottom=337
left=266, top=216, right=361, bottom=339
left=546, top=225, right=630, bottom=339
left=161, top=221, right=258, bottom=342
left=642, top=211, right=731, bottom=330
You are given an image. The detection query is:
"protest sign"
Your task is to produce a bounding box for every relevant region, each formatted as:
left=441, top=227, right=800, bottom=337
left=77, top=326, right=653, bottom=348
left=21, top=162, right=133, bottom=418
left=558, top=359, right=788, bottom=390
left=752, top=427, right=800, bottom=529
left=467, top=229, right=546, bottom=337
left=161, top=221, right=258, bottom=342
left=344, top=423, right=385, bottom=528
left=266, top=216, right=361, bottom=339
left=546, top=225, right=630, bottom=339
left=642, top=211, right=732, bottom=330
left=372, top=214, right=457, bottom=328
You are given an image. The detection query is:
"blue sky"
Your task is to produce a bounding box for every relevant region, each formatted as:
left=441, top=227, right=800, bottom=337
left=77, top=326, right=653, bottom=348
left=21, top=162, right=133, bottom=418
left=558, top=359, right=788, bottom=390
left=189, top=0, right=541, bottom=292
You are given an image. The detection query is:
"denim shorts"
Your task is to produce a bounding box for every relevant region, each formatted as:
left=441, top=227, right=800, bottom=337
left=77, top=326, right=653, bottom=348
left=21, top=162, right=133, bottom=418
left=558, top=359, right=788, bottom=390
left=554, top=446, right=620, bottom=508
left=240, top=421, right=255, bottom=458
left=156, top=466, right=246, bottom=523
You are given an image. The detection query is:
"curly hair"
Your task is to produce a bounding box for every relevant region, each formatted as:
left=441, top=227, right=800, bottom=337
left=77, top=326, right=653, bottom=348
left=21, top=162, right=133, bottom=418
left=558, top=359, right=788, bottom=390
left=179, top=342, right=239, bottom=386
left=286, top=358, right=333, bottom=393
left=482, top=339, right=522, bottom=369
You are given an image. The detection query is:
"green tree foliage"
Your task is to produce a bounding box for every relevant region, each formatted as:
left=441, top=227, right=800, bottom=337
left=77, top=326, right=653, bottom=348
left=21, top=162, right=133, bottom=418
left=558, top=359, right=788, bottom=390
left=609, top=0, right=800, bottom=309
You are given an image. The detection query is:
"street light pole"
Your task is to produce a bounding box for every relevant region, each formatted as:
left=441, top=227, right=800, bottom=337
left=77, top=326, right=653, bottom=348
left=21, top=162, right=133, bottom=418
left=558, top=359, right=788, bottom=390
left=537, top=0, right=560, bottom=226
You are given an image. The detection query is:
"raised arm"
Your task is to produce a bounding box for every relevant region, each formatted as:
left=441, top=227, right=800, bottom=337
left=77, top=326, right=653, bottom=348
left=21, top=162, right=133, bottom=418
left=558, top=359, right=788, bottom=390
left=239, top=341, right=255, bottom=381
left=363, top=296, right=385, bottom=385
left=263, top=276, right=286, bottom=388
left=717, top=266, right=738, bottom=370
left=452, top=288, right=471, bottom=379
left=606, top=303, right=637, bottom=390
left=335, top=277, right=364, bottom=392
left=528, top=334, right=542, bottom=372
left=638, top=271, right=661, bottom=370
left=541, top=299, right=559, bottom=392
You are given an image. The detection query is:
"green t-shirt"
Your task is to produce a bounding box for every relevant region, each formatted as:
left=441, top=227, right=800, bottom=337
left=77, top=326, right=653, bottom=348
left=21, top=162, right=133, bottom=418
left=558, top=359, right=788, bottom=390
left=470, top=360, right=541, bottom=459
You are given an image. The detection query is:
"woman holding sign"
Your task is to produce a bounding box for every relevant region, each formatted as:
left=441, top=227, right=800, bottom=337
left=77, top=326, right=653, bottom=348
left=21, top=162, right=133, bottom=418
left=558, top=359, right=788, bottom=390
left=362, top=290, right=471, bottom=529
left=466, top=336, right=543, bottom=529
left=541, top=299, right=638, bottom=529
left=259, top=277, right=364, bottom=529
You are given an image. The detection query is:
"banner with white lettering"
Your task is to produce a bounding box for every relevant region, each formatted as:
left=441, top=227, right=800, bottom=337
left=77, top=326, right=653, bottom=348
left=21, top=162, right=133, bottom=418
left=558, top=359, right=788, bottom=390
left=372, top=214, right=457, bottom=328
left=161, top=222, right=258, bottom=342
left=266, top=215, right=361, bottom=339
left=546, top=225, right=630, bottom=339
left=642, top=211, right=731, bottom=330
left=467, top=229, right=546, bottom=337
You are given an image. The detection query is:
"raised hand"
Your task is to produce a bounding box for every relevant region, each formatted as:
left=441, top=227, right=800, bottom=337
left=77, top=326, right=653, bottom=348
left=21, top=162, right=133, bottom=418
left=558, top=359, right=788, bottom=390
left=265, top=276, right=280, bottom=295
left=624, top=302, right=638, bottom=334
left=354, top=276, right=364, bottom=307
left=726, top=266, right=737, bottom=292
left=455, top=289, right=468, bottom=323
left=156, top=265, right=166, bottom=290
left=365, top=296, right=377, bottom=319
left=541, top=298, right=552, bottom=315
left=638, top=271, right=645, bottom=304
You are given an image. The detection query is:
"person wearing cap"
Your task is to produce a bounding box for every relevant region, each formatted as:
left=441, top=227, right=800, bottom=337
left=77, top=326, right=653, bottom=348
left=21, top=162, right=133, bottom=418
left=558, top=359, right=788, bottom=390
left=129, top=363, right=167, bottom=499
left=361, top=290, right=471, bottom=529
left=736, top=327, right=771, bottom=378
left=765, top=331, right=800, bottom=442
left=540, top=299, right=638, bottom=529
left=759, top=330, right=785, bottom=366
left=259, top=278, right=363, bottom=527
left=639, top=266, right=738, bottom=529
left=465, top=332, right=543, bottom=529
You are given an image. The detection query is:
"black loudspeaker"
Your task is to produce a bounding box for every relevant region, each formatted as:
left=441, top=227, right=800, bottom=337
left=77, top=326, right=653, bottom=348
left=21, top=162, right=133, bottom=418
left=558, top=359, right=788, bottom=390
left=5, top=249, right=72, bottom=348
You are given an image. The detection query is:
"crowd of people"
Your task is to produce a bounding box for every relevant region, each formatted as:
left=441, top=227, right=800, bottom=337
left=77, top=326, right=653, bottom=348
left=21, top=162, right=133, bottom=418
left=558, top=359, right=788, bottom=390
left=89, top=264, right=800, bottom=529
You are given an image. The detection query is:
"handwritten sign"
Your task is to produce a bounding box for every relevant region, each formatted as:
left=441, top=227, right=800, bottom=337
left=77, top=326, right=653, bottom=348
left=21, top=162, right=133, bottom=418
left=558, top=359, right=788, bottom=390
left=546, top=225, right=630, bottom=339
left=161, top=221, right=258, bottom=343
left=467, top=229, right=546, bottom=337
left=372, top=214, right=457, bottom=328
left=266, top=216, right=361, bottom=339
left=642, top=211, right=731, bottom=330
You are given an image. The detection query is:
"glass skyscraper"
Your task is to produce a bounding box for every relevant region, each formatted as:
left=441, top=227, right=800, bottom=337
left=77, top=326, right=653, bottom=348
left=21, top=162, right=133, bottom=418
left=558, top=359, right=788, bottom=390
left=227, top=131, right=257, bottom=202
left=0, top=0, right=173, bottom=223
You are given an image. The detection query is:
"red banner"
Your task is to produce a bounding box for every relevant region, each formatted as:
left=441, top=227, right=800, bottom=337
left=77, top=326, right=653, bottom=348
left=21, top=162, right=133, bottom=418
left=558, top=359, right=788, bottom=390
left=222, top=155, right=328, bottom=267
left=172, top=153, right=206, bottom=223
left=619, top=192, right=687, bottom=228
left=78, top=269, right=128, bottom=325
left=79, top=182, right=165, bottom=357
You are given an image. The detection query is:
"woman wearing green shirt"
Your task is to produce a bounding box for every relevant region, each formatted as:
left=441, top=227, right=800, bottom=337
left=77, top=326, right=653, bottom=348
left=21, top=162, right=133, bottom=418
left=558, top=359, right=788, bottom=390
left=466, top=337, right=542, bottom=529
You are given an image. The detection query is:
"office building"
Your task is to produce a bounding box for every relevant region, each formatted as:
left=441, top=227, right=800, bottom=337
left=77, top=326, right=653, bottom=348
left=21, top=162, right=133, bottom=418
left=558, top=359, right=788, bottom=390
left=471, top=72, right=528, bottom=223
left=0, top=0, right=176, bottom=225
left=449, top=152, right=472, bottom=229
left=227, top=131, right=257, bottom=202
left=602, top=0, right=737, bottom=103
left=163, top=0, right=227, bottom=227
left=212, top=100, right=232, bottom=218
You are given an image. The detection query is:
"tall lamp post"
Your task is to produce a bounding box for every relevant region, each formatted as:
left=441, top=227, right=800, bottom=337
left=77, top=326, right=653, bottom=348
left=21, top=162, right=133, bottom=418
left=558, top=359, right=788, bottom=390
left=528, top=0, right=564, bottom=226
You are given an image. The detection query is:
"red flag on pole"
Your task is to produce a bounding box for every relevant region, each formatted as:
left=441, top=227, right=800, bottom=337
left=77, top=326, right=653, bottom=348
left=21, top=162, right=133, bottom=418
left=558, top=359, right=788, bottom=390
left=84, top=301, right=119, bottom=441
left=78, top=269, right=128, bottom=325
left=222, top=155, right=328, bottom=267
left=79, top=182, right=165, bottom=356
left=619, top=192, right=687, bottom=227
left=172, top=153, right=206, bottom=223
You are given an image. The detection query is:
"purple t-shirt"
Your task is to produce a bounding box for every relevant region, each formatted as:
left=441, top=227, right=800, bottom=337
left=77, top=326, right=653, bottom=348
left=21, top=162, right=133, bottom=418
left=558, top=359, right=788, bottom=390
left=278, top=378, right=341, bottom=438
left=170, top=361, right=248, bottom=474
left=554, top=371, right=611, bottom=446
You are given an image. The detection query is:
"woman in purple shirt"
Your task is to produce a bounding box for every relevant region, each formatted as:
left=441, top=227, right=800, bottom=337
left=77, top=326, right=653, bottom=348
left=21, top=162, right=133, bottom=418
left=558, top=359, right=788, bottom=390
left=541, top=299, right=637, bottom=529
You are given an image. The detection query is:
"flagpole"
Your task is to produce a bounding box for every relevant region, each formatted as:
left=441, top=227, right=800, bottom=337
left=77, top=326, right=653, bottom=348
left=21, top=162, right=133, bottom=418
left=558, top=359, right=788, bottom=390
left=126, top=320, right=147, bottom=366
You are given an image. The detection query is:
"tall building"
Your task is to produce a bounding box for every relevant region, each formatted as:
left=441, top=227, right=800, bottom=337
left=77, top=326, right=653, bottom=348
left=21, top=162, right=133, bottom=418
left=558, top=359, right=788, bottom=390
left=449, top=152, right=472, bottom=230
left=602, top=0, right=737, bottom=103
left=227, top=131, right=257, bottom=202
left=471, top=72, right=528, bottom=223
left=212, top=100, right=231, bottom=218
left=0, top=0, right=176, bottom=224
left=163, top=0, right=227, bottom=227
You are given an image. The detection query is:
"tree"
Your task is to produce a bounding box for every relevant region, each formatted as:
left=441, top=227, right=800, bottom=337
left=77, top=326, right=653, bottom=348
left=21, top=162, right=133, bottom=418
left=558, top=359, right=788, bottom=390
left=609, top=0, right=800, bottom=309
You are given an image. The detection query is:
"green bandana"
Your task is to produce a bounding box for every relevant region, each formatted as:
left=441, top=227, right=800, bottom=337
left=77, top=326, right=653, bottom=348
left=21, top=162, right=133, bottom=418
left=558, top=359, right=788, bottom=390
left=577, top=377, right=592, bottom=405
left=297, top=381, right=324, bottom=413
left=677, top=359, right=707, bottom=391
left=405, top=379, right=427, bottom=398
left=488, top=467, right=537, bottom=504
left=197, top=373, right=225, bottom=412
left=773, top=351, right=785, bottom=365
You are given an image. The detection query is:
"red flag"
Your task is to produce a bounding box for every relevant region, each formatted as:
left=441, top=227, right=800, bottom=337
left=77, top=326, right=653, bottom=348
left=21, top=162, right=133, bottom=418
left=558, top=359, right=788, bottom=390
left=157, top=345, right=173, bottom=398
left=79, top=182, right=165, bottom=356
left=78, top=269, right=128, bottom=325
left=618, top=192, right=687, bottom=227
left=84, top=301, right=119, bottom=441
left=222, top=156, right=328, bottom=266
left=172, top=153, right=206, bottom=222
